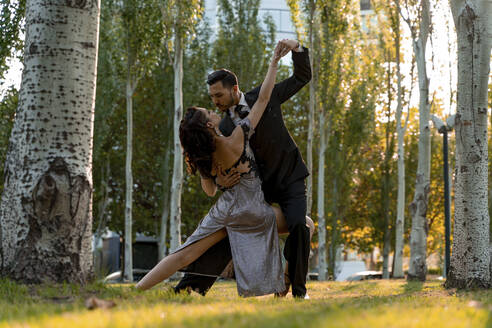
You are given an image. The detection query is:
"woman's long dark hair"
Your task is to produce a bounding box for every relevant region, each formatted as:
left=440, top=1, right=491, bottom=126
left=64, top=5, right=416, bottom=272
left=179, top=107, right=216, bottom=179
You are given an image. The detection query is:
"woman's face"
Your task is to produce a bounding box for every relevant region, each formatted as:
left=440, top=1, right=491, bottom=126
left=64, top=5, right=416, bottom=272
left=197, top=107, right=221, bottom=129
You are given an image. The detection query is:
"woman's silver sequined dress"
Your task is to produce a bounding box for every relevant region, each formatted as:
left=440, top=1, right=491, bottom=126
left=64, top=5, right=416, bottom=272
left=172, top=118, right=284, bottom=297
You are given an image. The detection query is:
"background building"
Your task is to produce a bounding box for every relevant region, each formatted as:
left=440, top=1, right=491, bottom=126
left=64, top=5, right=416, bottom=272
left=204, top=0, right=297, bottom=42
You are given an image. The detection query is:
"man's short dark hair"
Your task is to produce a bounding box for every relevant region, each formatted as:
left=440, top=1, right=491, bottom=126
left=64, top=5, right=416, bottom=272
left=207, top=69, right=238, bottom=88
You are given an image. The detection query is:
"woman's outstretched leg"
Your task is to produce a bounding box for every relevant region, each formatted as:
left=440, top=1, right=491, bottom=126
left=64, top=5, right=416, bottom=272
left=136, top=228, right=227, bottom=290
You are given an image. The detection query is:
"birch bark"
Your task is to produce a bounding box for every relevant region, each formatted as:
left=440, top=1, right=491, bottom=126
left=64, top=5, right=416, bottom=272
left=306, top=0, right=316, bottom=216
left=393, top=0, right=410, bottom=279
left=446, top=0, right=491, bottom=289
left=382, top=58, right=394, bottom=279
left=123, top=70, right=135, bottom=282
left=0, top=0, right=100, bottom=283
left=399, top=0, right=432, bottom=281
left=169, top=35, right=183, bottom=253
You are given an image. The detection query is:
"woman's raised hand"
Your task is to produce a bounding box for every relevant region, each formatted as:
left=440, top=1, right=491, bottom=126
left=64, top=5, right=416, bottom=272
left=272, top=40, right=289, bottom=64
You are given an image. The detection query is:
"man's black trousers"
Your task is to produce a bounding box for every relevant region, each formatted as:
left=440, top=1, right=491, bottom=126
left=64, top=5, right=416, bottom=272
left=174, top=178, right=310, bottom=297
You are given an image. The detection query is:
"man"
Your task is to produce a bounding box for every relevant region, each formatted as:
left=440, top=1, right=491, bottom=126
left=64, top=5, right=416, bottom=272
left=175, top=39, right=311, bottom=298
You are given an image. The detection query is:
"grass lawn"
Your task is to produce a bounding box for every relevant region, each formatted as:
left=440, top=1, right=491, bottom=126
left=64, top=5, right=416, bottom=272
left=0, top=278, right=490, bottom=327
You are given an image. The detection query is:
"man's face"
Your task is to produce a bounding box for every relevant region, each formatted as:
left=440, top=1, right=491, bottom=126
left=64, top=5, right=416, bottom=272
left=208, top=81, right=236, bottom=112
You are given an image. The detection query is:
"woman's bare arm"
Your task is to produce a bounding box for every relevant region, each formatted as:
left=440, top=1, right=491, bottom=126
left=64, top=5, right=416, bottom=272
left=246, top=41, right=289, bottom=128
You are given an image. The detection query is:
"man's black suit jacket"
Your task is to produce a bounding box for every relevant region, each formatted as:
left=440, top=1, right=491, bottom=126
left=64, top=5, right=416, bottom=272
left=179, top=48, right=311, bottom=278
left=219, top=47, right=311, bottom=202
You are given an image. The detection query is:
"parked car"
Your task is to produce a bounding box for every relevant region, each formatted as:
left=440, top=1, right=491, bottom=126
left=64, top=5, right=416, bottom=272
left=335, top=261, right=367, bottom=281
left=346, top=270, right=383, bottom=281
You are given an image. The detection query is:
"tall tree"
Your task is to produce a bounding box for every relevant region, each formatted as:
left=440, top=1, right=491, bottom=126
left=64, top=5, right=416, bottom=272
left=119, top=0, right=162, bottom=282
left=306, top=0, right=319, bottom=218
left=287, top=0, right=321, bottom=275
left=92, top=0, right=122, bottom=275
left=317, top=0, right=349, bottom=280
left=392, top=0, right=413, bottom=279
left=381, top=57, right=396, bottom=279
left=169, top=30, right=183, bottom=253
left=398, top=0, right=432, bottom=281
left=446, top=0, right=491, bottom=289
left=317, top=0, right=380, bottom=278
left=0, top=0, right=100, bottom=283
left=161, top=0, right=203, bottom=253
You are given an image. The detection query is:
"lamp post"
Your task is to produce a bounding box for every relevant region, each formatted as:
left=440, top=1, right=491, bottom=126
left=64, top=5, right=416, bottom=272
left=430, top=114, right=455, bottom=278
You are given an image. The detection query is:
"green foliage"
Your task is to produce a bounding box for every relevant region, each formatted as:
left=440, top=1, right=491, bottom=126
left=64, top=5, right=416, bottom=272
left=161, top=0, right=204, bottom=47
left=213, top=0, right=276, bottom=91
left=0, top=0, right=25, bottom=80
left=92, top=1, right=215, bottom=239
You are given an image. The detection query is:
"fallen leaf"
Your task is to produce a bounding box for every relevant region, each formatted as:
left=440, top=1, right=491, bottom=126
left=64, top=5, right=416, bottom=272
left=85, top=297, right=116, bottom=310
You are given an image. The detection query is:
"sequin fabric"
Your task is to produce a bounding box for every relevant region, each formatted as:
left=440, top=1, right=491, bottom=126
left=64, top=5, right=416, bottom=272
left=172, top=118, right=285, bottom=297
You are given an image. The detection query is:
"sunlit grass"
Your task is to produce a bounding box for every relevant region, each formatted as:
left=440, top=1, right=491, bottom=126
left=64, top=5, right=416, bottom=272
left=0, top=279, right=490, bottom=327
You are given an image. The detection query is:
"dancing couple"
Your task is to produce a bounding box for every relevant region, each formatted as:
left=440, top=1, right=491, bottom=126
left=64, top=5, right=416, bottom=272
left=137, top=39, right=312, bottom=298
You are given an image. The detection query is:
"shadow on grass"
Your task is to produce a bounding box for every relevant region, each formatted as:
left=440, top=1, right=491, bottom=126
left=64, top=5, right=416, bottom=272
left=1, top=280, right=488, bottom=327
left=0, top=280, right=199, bottom=323
left=402, top=281, right=424, bottom=294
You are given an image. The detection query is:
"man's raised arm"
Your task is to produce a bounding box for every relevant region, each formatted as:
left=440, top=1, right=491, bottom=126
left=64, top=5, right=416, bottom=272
left=272, top=39, right=312, bottom=104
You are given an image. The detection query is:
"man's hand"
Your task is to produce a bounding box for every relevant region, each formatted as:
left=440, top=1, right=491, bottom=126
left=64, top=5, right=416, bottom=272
left=216, top=166, right=241, bottom=188
left=279, top=39, right=301, bottom=53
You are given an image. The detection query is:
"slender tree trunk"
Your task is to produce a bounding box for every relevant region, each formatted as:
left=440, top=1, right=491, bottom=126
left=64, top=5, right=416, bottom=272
left=407, top=0, right=431, bottom=282
left=393, top=0, right=406, bottom=279
left=306, top=0, right=316, bottom=216
left=317, top=109, right=327, bottom=281
left=169, top=35, right=183, bottom=253
left=382, top=59, right=393, bottom=280
left=446, top=0, right=491, bottom=289
left=382, top=170, right=392, bottom=278
left=394, top=125, right=406, bottom=278
left=124, top=72, right=134, bottom=282
left=159, top=130, right=171, bottom=260
left=0, top=0, right=100, bottom=283
left=329, top=174, right=338, bottom=278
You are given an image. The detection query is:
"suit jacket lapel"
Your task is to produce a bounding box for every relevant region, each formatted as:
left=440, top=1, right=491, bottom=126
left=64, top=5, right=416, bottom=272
left=245, top=91, right=257, bottom=109
left=219, top=114, right=236, bottom=137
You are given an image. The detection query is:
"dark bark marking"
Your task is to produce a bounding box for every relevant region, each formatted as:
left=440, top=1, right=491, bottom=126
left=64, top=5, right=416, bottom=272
left=80, top=42, right=95, bottom=49
left=9, top=158, right=92, bottom=283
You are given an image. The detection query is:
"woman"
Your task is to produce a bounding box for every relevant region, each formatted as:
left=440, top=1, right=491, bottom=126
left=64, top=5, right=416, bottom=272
left=136, top=43, right=313, bottom=297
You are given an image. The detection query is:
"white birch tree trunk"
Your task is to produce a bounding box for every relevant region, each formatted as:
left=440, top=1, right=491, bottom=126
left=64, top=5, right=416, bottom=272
left=394, top=124, right=406, bottom=278
left=382, top=60, right=393, bottom=280
left=446, top=0, right=491, bottom=289
left=329, top=173, right=338, bottom=277
left=0, top=0, right=100, bottom=283
left=317, top=110, right=327, bottom=281
left=393, top=0, right=407, bottom=279
left=306, top=0, right=316, bottom=216
left=407, top=0, right=431, bottom=281
left=123, top=74, right=135, bottom=282
left=169, top=35, right=183, bottom=253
